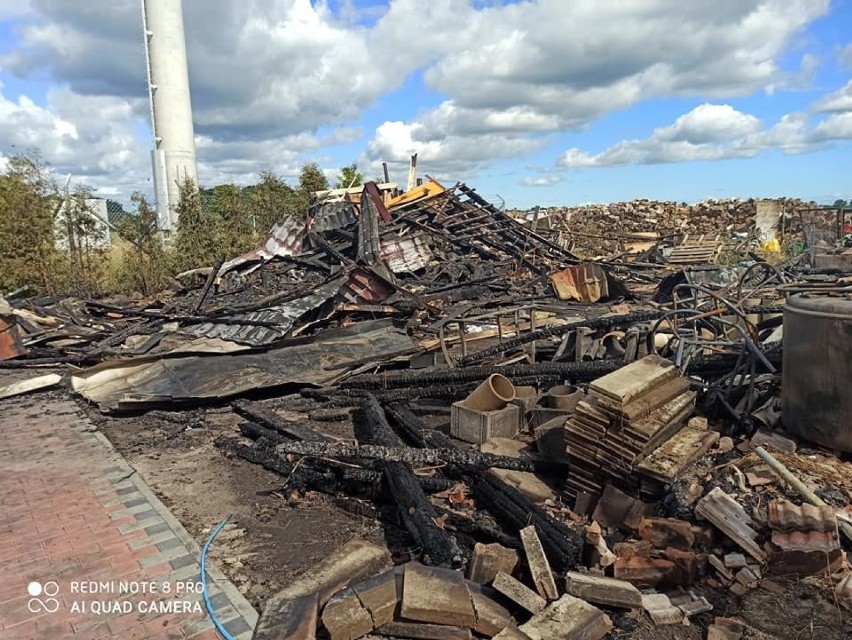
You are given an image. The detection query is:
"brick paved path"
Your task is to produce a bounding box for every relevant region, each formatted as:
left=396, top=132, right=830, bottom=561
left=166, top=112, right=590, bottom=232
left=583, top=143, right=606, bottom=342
left=0, top=391, right=256, bottom=640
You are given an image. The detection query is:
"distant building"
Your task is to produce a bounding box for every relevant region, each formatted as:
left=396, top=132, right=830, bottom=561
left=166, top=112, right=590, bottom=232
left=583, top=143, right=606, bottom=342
left=55, top=198, right=113, bottom=251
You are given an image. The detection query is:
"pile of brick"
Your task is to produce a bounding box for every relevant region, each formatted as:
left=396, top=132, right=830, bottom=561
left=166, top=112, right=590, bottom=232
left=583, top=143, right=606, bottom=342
left=563, top=355, right=696, bottom=499
left=514, top=197, right=816, bottom=256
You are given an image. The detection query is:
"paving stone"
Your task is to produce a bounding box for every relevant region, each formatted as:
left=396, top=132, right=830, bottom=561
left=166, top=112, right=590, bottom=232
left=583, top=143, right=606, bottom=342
left=519, top=526, right=558, bottom=601
left=467, top=542, right=520, bottom=584
left=401, top=562, right=477, bottom=628
left=493, top=571, right=546, bottom=614
left=519, top=594, right=612, bottom=640
left=351, top=568, right=399, bottom=628
left=321, top=587, right=374, bottom=640
left=564, top=571, right=642, bottom=609
left=469, top=588, right=515, bottom=636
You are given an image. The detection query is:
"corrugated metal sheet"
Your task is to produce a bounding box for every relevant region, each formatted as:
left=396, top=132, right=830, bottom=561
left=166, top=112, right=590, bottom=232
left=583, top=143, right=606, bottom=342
left=550, top=263, right=610, bottom=303
left=310, top=201, right=358, bottom=234
left=220, top=215, right=307, bottom=274
left=71, top=319, right=415, bottom=412
left=186, top=277, right=345, bottom=346
left=380, top=234, right=434, bottom=273
left=340, top=268, right=396, bottom=304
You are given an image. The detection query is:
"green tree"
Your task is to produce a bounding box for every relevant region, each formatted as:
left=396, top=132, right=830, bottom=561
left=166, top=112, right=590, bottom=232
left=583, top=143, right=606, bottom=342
left=208, top=183, right=256, bottom=256
left=173, top=178, right=221, bottom=272
left=0, top=153, right=63, bottom=293
left=56, top=186, right=108, bottom=296
left=247, top=171, right=298, bottom=231
left=834, top=199, right=848, bottom=209
left=335, top=163, right=364, bottom=189
left=299, top=162, right=330, bottom=194
left=111, top=193, right=172, bottom=295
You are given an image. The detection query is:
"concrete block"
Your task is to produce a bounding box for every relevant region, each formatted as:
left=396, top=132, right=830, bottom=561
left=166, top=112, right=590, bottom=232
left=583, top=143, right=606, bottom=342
left=520, top=526, right=558, bottom=600
left=451, top=402, right=520, bottom=444
left=467, top=543, right=519, bottom=584
left=518, top=594, right=612, bottom=640
left=401, top=563, right=476, bottom=628
left=492, top=571, right=546, bottom=614
left=564, top=572, right=642, bottom=609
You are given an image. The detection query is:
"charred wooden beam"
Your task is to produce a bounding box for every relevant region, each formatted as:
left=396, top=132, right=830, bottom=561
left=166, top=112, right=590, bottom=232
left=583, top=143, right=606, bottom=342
left=342, top=348, right=783, bottom=390
left=193, top=256, right=225, bottom=313
left=353, top=396, right=462, bottom=567
left=276, top=440, right=539, bottom=472
left=216, top=436, right=454, bottom=497
left=474, top=472, right=581, bottom=572
left=232, top=399, right=330, bottom=442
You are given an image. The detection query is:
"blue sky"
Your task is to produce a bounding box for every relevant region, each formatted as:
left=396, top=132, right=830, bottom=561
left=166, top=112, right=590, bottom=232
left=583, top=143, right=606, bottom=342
left=0, top=0, right=850, bottom=208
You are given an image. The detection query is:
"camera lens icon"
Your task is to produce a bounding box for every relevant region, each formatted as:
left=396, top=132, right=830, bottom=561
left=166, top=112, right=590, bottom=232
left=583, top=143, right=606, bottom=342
left=27, top=581, right=60, bottom=614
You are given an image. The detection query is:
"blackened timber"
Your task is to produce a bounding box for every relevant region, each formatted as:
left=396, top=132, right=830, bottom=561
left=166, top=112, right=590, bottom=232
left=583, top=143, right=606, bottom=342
left=341, top=348, right=783, bottom=390
left=414, top=417, right=581, bottom=569
left=193, top=256, right=225, bottom=313
left=303, top=377, right=563, bottom=404
left=434, top=506, right=522, bottom=550
left=215, top=436, right=455, bottom=495
left=474, top=473, right=582, bottom=572
left=239, top=421, right=289, bottom=444
left=384, top=401, right=427, bottom=446
left=232, top=399, right=330, bottom=442
left=275, top=440, right=538, bottom=472
left=353, top=396, right=462, bottom=567
left=216, top=436, right=293, bottom=476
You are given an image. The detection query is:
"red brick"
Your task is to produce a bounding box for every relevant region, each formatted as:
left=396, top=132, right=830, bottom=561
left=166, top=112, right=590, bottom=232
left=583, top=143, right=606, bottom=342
left=613, top=556, right=678, bottom=589
left=638, top=517, right=695, bottom=550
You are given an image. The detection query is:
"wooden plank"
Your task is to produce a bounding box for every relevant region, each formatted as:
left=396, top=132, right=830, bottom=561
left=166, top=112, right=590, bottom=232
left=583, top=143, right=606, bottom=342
left=0, top=373, right=62, bottom=400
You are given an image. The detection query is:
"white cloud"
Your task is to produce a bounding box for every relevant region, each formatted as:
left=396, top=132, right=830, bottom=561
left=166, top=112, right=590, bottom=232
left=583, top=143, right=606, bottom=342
left=521, top=175, right=563, bottom=187
left=0, top=0, right=32, bottom=19
left=814, top=112, right=852, bottom=140
left=560, top=104, right=765, bottom=167
left=559, top=86, right=852, bottom=168
left=365, top=120, right=545, bottom=177
left=0, top=0, right=839, bottom=190
left=813, top=80, right=852, bottom=113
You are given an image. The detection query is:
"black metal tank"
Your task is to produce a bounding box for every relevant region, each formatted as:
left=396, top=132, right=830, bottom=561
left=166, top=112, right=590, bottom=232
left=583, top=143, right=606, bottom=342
left=782, top=293, right=852, bottom=452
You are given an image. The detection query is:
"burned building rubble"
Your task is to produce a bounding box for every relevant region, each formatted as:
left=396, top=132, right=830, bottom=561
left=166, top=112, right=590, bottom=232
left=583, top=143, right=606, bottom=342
left=2, top=179, right=852, bottom=639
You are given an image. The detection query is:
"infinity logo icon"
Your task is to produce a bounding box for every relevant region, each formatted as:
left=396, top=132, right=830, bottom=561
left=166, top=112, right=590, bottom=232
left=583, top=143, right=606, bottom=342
left=27, top=581, right=61, bottom=614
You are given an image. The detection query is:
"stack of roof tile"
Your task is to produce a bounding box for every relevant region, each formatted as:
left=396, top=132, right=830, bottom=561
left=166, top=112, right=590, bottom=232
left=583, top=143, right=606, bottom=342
left=564, top=355, right=696, bottom=499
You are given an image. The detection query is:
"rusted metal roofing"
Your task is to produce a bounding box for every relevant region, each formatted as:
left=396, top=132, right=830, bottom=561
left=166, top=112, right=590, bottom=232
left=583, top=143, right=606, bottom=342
left=0, top=317, right=27, bottom=361
left=550, top=263, right=610, bottom=303
left=341, top=268, right=396, bottom=304
left=380, top=234, right=434, bottom=273
left=220, top=215, right=307, bottom=274
left=767, top=501, right=837, bottom=533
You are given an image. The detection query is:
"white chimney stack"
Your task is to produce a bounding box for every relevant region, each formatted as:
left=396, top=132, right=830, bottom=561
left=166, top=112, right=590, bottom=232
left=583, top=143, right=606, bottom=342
left=141, top=0, right=199, bottom=231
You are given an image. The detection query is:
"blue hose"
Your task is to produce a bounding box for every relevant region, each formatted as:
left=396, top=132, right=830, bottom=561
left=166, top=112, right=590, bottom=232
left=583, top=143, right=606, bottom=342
left=201, top=514, right=235, bottom=640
